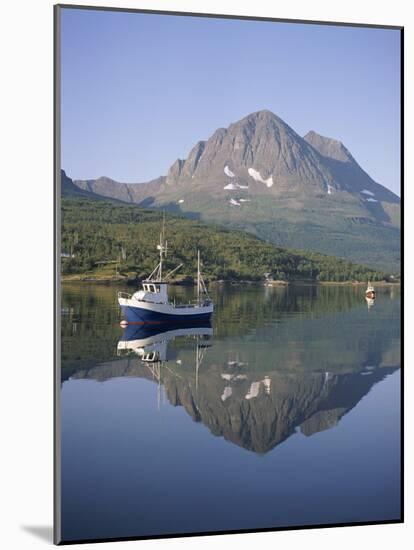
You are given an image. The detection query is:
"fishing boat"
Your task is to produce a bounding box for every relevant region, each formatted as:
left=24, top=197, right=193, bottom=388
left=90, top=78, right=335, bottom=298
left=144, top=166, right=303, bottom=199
left=365, top=281, right=376, bottom=299
left=118, top=224, right=213, bottom=324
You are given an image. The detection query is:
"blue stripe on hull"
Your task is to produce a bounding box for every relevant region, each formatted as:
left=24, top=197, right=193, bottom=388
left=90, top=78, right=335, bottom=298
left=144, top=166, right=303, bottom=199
left=120, top=305, right=212, bottom=324
left=121, top=320, right=212, bottom=342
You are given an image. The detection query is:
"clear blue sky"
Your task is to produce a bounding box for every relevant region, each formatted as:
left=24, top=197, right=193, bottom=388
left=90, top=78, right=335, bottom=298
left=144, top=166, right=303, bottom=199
left=60, top=8, right=401, bottom=194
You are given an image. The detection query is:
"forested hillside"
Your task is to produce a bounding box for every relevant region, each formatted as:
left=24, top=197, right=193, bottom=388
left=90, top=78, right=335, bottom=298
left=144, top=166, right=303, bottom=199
left=61, top=198, right=390, bottom=282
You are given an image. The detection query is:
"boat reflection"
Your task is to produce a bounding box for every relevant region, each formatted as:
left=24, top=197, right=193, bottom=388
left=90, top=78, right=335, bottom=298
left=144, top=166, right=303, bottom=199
left=366, top=296, right=375, bottom=310
left=117, top=321, right=213, bottom=363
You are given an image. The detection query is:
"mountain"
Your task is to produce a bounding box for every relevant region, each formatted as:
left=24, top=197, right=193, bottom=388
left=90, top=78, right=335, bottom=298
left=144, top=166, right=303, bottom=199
left=70, top=110, right=401, bottom=270
left=61, top=169, right=94, bottom=198
left=74, top=175, right=165, bottom=203
left=303, top=130, right=399, bottom=220
left=61, top=170, right=114, bottom=201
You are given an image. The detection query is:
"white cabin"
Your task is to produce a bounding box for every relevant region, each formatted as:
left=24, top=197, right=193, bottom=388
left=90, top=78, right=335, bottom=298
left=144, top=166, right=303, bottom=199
left=132, top=282, right=168, bottom=304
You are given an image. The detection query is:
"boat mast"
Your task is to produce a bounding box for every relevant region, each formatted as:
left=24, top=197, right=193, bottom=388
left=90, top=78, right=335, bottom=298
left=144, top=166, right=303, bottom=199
left=197, top=249, right=200, bottom=305
left=161, top=213, right=166, bottom=280
left=195, top=337, right=199, bottom=391
left=159, top=229, right=163, bottom=281
left=155, top=213, right=167, bottom=282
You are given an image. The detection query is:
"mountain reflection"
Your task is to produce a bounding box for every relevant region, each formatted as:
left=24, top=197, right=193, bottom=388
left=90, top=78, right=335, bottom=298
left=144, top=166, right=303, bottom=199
left=64, top=313, right=399, bottom=454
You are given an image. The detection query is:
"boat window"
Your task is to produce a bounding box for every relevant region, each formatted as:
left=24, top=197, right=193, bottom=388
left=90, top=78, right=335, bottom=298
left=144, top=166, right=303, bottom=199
left=143, top=283, right=159, bottom=293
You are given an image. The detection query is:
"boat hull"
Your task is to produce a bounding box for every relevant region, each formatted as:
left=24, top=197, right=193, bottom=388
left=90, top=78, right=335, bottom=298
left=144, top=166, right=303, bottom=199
left=120, top=302, right=213, bottom=324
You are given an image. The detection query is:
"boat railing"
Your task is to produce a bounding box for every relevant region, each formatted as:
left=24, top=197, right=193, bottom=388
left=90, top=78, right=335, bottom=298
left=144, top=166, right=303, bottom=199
left=174, top=299, right=212, bottom=308
left=118, top=293, right=212, bottom=308
left=118, top=291, right=132, bottom=300
left=118, top=291, right=165, bottom=305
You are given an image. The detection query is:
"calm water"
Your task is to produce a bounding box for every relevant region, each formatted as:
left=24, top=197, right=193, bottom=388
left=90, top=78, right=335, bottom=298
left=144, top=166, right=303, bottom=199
left=60, top=283, right=401, bottom=542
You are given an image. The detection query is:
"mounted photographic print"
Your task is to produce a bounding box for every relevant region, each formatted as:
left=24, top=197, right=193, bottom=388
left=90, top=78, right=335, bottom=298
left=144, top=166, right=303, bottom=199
left=54, top=5, right=403, bottom=545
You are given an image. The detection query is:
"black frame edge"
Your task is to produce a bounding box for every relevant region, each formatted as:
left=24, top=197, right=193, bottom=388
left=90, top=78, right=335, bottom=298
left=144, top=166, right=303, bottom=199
left=54, top=3, right=62, bottom=546
left=399, top=26, right=404, bottom=525
left=55, top=3, right=403, bottom=30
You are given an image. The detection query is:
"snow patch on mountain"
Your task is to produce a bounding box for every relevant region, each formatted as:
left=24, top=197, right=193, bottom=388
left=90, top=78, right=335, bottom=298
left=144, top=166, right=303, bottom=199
left=248, top=168, right=274, bottom=187
left=327, top=184, right=334, bottom=195
left=221, top=387, right=232, bottom=402
left=178, top=199, right=184, bottom=204
left=229, top=198, right=241, bottom=206
left=224, top=165, right=235, bottom=178
left=245, top=381, right=261, bottom=400
left=366, top=198, right=378, bottom=203
left=361, top=189, right=375, bottom=196
left=224, top=178, right=249, bottom=190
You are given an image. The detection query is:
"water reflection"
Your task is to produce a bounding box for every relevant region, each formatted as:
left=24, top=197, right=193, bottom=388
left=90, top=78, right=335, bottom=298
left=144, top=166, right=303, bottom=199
left=61, top=283, right=400, bottom=369
left=60, top=283, right=400, bottom=540
left=62, top=284, right=400, bottom=454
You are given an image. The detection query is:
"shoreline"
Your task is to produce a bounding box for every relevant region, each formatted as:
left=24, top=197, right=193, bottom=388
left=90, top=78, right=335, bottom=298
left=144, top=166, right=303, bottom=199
left=60, top=275, right=400, bottom=287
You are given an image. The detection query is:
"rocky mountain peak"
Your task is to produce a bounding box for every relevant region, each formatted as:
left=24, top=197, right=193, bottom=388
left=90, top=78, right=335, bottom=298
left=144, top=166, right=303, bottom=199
left=230, top=109, right=299, bottom=142
left=164, top=109, right=330, bottom=188
left=239, top=109, right=285, bottom=124
left=304, top=130, right=355, bottom=163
